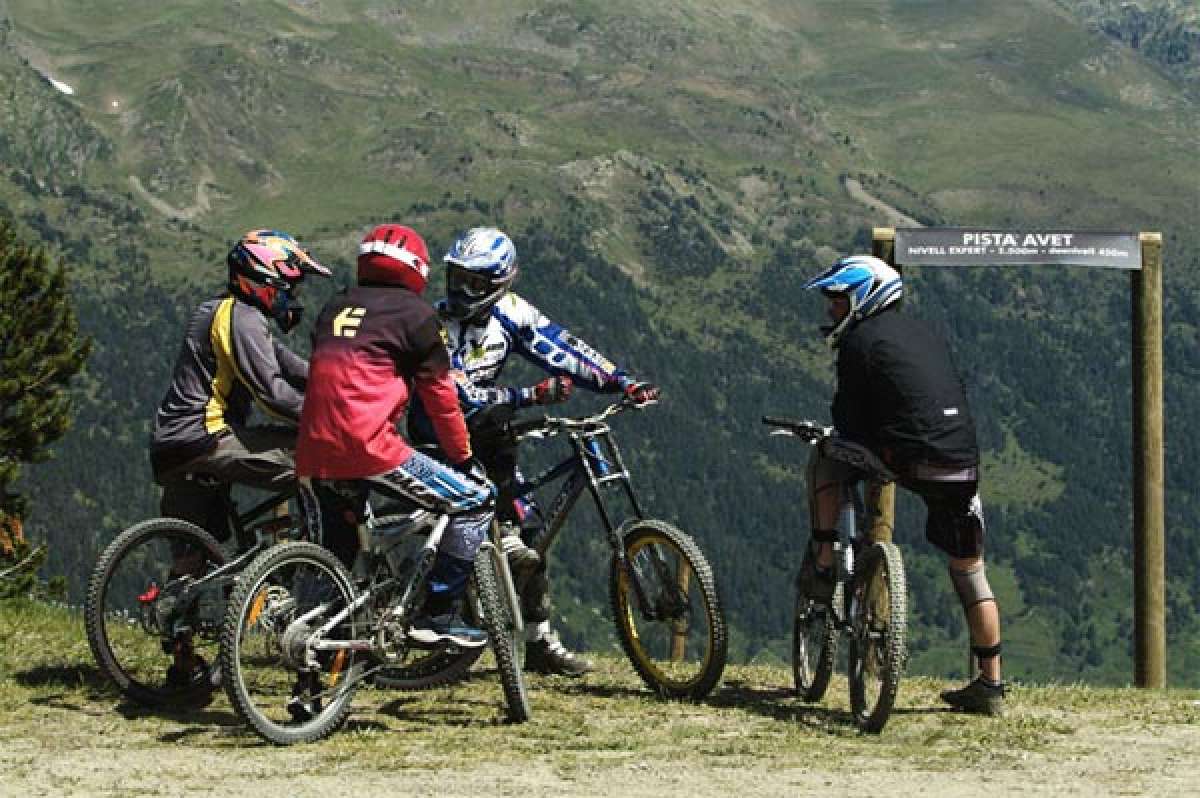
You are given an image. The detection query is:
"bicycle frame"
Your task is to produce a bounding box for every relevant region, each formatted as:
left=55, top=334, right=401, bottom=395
left=148, top=489, right=295, bottom=637
left=512, top=401, right=680, bottom=621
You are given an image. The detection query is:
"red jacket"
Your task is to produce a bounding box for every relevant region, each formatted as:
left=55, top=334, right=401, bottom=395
left=296, top=284, right=470, bottom=479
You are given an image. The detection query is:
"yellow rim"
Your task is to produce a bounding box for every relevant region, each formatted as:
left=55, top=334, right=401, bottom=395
left=616, top=534, right=714, bottom=691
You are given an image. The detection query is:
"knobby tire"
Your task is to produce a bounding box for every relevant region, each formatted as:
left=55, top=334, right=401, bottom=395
left=848, top=541, right=907, bottom=733
left=474, top=544, right=531, bottom=722
left=609, top=519, right=727, bottom=699
left=793, top=573, right=839, bottom=703
left=84, top=518, right=226, bottom=707
left=220, top=542, right=359, bottom=745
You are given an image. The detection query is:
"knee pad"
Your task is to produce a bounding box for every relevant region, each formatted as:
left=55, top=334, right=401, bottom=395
left=949, top=561, right=995, bottom=609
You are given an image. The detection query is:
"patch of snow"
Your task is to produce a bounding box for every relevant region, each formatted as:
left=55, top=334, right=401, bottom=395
left=47, top=76, right=75, bottom=95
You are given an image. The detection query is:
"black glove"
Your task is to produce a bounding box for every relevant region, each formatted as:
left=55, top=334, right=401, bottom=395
left=532, top=375, right=574, bottom=405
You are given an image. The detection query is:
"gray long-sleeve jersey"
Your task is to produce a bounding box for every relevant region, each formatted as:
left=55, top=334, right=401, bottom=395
left=150, top=295, right=307, bottom=477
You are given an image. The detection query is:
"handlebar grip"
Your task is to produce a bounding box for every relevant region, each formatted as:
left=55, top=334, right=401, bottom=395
left=509, top=416, right=548, bottom=437
left=762, top=415, right=798, bottom=428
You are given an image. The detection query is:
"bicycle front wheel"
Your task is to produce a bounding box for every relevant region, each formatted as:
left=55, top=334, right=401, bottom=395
left=84, top=518, right=226, bottom=707
left=474, top=543, right=530, bottom=722
left=793, top=560, right=839, bottom=703
left=610, top=520, right=727, bottom=699
left=848, top=541, right=907, bottom=733
left=220, top=542, right=361, bottom=745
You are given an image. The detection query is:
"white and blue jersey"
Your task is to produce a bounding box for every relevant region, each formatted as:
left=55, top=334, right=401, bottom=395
left=436, top=292, right=629, bottom=416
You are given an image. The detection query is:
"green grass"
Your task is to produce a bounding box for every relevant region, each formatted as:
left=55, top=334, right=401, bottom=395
left=3, top=597, right=1197, bottom=776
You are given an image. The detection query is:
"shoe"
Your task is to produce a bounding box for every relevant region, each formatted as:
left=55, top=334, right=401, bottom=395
left=525, top=634, right=593, bottom=676
left=164, top=653, right=218, bottom=705
left=500, top=524, right=541, bottom=581
left=287, top=672, right=323, bottom=723
left=798, top=545, right=835, bottom=605
left=409, top=612, right=488, bottom=648
left=165, top=655, right=211, bottom=690
left=940, top=676, right=1006, bottom=716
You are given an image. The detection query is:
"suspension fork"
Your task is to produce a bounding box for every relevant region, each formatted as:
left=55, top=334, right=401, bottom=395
left=574, top=434, right=678, bottom=619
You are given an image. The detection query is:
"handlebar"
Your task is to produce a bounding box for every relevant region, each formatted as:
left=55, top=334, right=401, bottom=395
left=513, top=397, right=655, bottom=440
left=761, top=416, right=832, bottom=443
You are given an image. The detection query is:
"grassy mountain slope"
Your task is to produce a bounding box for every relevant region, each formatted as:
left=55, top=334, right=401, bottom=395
left=2, top=0, right=1199, bottom=684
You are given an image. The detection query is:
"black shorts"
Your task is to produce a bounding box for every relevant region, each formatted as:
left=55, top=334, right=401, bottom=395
left=904, top=479, right=985, bottom=559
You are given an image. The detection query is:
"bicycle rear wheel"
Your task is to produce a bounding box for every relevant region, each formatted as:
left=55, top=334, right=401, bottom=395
left=610, top=519, right=727, bottom=699
left=474, top=542, right=530, bottom=722
left=793, top=558, right=838, bottom=702
left=220, top=542, right=361, bottom=745
left=84, top=519, right=226, bottom=707
left=365, top=547, right=484, bottom=690
left=848, top=541, right=907, bottom=733
left=369, top=644, right=483, bottom=690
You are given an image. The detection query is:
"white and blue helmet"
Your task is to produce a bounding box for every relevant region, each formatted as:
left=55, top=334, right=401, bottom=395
left=444, top=227, right=518, bottom=320
left=804, top=254, right=903, bottom=346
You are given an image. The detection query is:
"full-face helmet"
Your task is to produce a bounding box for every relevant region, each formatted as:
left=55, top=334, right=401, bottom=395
left=228, top=229, right=330, bottom=331
left=443, top=227, right=518, bottom=321
left=358, top=224, right=431, bottom=294
left=804, top=254, right=903, bottom=346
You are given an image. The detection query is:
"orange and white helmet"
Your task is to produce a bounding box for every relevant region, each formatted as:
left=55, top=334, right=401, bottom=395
left=227, top=229, right=330, bottom=330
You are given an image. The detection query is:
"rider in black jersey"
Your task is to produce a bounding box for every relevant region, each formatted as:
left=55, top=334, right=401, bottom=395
left=803, top=254, right=1005, bottom=716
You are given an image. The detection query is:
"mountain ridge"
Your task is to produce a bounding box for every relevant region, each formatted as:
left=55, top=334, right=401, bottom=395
left=2, top=0, right=1198, bottom=684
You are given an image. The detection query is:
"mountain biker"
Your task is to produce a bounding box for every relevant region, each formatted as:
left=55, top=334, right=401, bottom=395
left=802, top=254, right=1005, bottom=716
left=149, top=228, right=331, bottom=686
left=295, top=223, right=495, bottom=652
left=411, top=226, right=660, bottom=676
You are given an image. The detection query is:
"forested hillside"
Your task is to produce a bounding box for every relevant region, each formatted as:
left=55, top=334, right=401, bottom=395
left=2, top=0, right=1198, bottom=685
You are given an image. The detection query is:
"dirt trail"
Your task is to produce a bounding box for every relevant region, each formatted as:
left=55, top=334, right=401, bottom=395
left=2, top=698, right=1198, bottom=797
left=843, top=176, right=923, bottom=228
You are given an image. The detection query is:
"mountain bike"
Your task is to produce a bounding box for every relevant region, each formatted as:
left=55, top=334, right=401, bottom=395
left=763, top=416, right=907, bottom=733
left=218, top=483, right=529, bottom=745
left=84, top=478, right=297, bottom=707
left=472, top=397, right=726, bottom=699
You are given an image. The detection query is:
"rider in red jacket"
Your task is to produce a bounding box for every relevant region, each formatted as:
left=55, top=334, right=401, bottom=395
left=296, top=224, right=494, bottom=650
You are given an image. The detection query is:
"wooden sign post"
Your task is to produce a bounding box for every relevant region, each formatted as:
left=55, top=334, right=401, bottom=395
left=873, top=226, right=1165, bottom=687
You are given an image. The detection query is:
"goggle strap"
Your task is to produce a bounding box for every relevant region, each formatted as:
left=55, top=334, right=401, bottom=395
left=359, top=240, right=429, bottom=277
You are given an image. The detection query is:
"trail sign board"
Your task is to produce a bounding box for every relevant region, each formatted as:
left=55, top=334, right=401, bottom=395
left=895, top=228, right=1141, bottom=269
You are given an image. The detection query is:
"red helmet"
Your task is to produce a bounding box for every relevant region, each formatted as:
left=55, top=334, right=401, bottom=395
left=357, top=224, right=431, bottom=294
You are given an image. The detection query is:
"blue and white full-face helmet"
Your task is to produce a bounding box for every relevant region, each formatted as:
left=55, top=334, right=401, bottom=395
left=443, top=227, right=518, bottom=321
left=804, top=254, right=903, bottom=346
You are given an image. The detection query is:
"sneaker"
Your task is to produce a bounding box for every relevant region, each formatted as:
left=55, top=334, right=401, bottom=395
left=798, top=545, right=835, bottom=605
left=409, top=612, right=488, bottom=648
left=500, top=524, right=541, bottom=581
left=940, top=676, right=1006, bottom=716
left=164, top=653, right=218, bottom=705
left=287, top=672, right=323, bottom=723
left=165, top=655, right=211, bottom=690
left=526, top=634, right=593, bottom=676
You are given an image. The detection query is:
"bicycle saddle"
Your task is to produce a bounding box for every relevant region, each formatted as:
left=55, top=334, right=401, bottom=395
left=822, top=438, right=897, bottom=483
left=183, top=472, right=224, bottom=489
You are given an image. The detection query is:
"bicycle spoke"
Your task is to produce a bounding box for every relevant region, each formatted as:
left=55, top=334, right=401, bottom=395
left=86, top=521, right=226, bottom=706
left=611, top=522, right=726, bottom=699
left=221, top=543, right=361, bottom=745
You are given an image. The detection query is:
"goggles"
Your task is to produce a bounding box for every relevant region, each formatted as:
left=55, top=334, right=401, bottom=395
left=447, top=265, right=496, bottom=298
